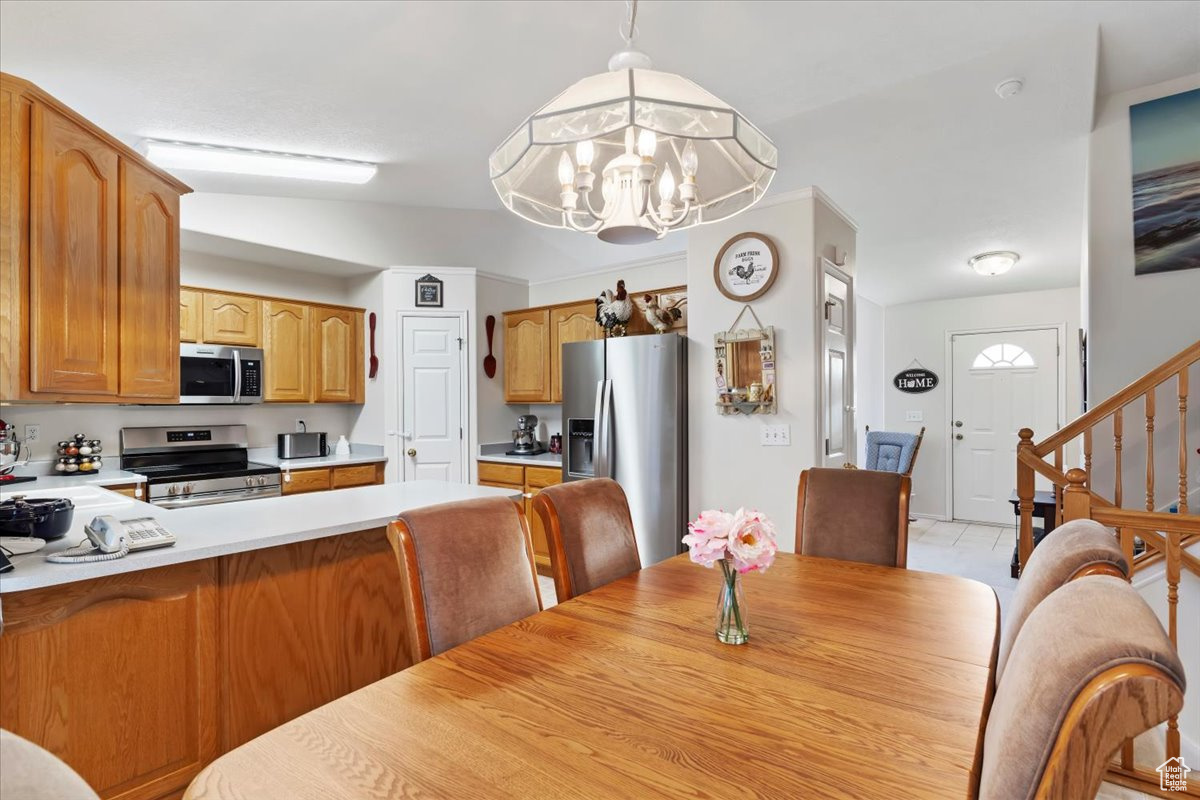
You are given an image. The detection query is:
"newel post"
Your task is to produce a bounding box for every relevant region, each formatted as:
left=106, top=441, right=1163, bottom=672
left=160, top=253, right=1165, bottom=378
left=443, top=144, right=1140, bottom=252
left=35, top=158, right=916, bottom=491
left=1016, top=428, right=1036, bottom=572
left=1062, top=468, right=1090, bottom=522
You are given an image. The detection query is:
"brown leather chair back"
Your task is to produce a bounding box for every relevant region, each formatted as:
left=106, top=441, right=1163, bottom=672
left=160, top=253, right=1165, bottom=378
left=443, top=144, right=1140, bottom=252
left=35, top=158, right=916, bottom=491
left=387, top=496, right=541, bottom=664
left=995, top=519, right=1130, bottom=683
left=795, top=468, right=910, bottom=568
left=979, top=577, right=1184, bottom=800
left=534, top=478, right=641, bottom=603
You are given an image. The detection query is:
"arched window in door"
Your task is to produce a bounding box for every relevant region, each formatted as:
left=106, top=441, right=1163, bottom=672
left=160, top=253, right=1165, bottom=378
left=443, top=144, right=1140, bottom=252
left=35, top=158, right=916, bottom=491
left=972, top=343, right=1036, bottom=369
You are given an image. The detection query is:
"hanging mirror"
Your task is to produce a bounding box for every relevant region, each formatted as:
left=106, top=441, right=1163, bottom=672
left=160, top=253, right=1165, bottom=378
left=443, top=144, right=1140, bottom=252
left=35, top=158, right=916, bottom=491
left=714, top=305, right=776, bottom=415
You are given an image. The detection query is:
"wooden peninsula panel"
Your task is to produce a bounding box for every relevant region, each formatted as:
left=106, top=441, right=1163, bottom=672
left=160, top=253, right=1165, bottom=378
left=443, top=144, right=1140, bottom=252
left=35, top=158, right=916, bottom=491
left=217, top=527, right=409, bottom=751
left=0, top=560, right=219, bottom=800
left=0, top=527, right=408, bottom=800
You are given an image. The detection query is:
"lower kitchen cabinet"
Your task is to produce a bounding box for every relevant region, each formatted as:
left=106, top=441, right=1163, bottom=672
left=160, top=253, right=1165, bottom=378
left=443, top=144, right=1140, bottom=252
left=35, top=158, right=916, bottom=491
left=477, top=460, right=561, bottom=574
left=0, top=529, right=406, bottom=800
left=281, top=462, right=385, bottom=495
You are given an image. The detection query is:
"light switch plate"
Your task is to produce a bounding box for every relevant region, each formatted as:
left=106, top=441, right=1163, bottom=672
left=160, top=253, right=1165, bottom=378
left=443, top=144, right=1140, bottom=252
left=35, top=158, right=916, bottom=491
left=905, top=411, right=923, bottom=422
left=760, top=424, right=791, bottom=446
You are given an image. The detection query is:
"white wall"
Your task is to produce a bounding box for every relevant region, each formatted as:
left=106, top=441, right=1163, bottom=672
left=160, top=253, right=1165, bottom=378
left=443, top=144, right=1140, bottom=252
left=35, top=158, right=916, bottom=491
left=686, top=189, right=854, bottom=552
left=855, top=295, right=886, bottom=465
left=181, top=250, right=353, bottom=305
left=476, top=275, right=531, bottom=445
left=1086, top=73, right=1200, bottom=511
left=883, top=287, right=1081, bottom=519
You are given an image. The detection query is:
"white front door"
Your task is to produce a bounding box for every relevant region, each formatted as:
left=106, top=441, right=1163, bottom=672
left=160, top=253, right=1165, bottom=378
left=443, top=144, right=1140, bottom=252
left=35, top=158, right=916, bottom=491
left=951, top=328, right=1060, bottom=524
left=400, top=315, right=464, bottom=482
left=821, top=264, right=855, bottom=467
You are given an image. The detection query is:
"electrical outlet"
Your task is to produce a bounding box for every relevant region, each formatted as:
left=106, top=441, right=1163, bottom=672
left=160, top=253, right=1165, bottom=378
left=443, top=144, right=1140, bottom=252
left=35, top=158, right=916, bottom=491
left=905, top=411, right=923, bottom=422
left=760, top=424, right=791, bottom=446
left=23, top=424, right=40, bottom=443
left=295, top=419, right=306, bottom=432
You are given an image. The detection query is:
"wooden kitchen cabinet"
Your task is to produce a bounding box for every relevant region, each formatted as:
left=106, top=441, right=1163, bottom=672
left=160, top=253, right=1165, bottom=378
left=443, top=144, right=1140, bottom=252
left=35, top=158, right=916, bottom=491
left=477, top=460, right=560, bottom=573
left=282, top=463, right=385, bottom=495
left=504, top=308, right=551, bottom=403
left=119, top=160, right=180, bottom=400
left=263, top=300, right=310, bottom=402
left=0, top=560, right=219, bottom=800
left=0, top=72, right=191, bottom=404
left=311, top=305, right=362, bottom=403
left=180, top=288, right=201, bottom=342
left=202, top=291, right=262, bottom=347
left=28, top=102, right=120, bottom=396
left=550, top=301, right=600, bottom=403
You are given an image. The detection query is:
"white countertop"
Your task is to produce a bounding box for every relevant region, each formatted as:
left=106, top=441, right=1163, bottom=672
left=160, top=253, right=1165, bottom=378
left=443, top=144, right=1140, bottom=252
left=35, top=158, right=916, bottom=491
left=1, top=465, right=146, bottom=493
left=477, top=443, right=563, bottom=469
left=0, top=480, right=518, bottom=595
left=247, top=444, right=387, bottom=470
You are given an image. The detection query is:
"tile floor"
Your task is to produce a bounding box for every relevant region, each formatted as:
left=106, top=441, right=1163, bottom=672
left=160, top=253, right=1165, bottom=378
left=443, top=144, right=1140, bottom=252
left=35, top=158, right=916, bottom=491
left=905, top=517, right=1153, bottom=800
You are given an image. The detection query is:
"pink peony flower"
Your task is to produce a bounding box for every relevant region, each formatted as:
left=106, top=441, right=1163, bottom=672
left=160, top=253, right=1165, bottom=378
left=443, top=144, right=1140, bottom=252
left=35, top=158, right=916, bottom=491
left=682, top=509, right=734, bottom=567
left=726, top=508, right=779, bottom=574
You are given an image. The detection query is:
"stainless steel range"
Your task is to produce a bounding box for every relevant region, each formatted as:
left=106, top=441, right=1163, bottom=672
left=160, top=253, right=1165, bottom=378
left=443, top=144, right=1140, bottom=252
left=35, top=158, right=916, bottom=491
left=120, top=425, right=281, bottom=508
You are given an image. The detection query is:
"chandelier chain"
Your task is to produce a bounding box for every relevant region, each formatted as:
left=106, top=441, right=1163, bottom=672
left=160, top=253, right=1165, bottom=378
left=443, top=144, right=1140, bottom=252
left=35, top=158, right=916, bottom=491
left=620, top=0, right=639, bottom=45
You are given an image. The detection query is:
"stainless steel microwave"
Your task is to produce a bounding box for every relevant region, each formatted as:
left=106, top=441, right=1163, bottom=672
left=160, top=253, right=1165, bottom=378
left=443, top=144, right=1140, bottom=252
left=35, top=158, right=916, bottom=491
left=179, top=344, right=264, bottom=404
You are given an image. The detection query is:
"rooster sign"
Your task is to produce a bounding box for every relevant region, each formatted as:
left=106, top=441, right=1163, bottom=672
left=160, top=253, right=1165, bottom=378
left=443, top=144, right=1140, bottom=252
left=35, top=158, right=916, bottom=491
left=714, top=233, right=779, bottom=301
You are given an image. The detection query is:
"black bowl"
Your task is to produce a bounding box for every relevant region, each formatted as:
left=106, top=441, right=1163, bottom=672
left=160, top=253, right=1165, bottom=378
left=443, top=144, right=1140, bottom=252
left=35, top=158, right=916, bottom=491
left=0, top=496, right=75, bottom=540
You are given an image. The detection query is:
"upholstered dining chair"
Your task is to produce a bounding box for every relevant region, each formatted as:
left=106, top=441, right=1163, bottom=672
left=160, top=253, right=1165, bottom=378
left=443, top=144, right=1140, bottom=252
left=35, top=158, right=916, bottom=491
left=979, top=576, right=1185, bottom=800
left=795, top=468, right=910, bottom=568
left=387, top=496, right=542, bottom=664
left=533, top=477, right=641, bottom=603
left=0, top=729, right=99, bottom=800
left=994, top=518, right=1130, bottom=683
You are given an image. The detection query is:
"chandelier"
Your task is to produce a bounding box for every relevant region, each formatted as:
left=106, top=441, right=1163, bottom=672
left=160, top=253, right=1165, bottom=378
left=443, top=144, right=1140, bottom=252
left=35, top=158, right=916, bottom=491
left=489, top=0, right=777, bottom=244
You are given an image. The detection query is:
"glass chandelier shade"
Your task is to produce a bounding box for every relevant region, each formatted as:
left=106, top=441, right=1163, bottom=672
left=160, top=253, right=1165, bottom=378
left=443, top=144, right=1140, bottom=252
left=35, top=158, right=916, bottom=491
left=490, top=64, right=777, bottom=244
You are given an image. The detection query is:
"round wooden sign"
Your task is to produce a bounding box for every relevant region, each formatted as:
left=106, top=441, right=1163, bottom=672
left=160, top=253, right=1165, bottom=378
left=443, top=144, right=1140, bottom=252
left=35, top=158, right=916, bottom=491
left=713, top=232, right=779, bottom=301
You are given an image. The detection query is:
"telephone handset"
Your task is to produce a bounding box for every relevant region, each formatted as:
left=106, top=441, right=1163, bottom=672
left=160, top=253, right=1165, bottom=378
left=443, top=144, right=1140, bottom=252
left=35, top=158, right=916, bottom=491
left=46, top=516, right=176, bottom=563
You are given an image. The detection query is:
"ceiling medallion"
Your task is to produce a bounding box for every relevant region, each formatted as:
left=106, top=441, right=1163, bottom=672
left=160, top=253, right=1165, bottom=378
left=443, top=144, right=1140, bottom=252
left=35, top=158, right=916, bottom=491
left=489, top=0, right=777, bottom=244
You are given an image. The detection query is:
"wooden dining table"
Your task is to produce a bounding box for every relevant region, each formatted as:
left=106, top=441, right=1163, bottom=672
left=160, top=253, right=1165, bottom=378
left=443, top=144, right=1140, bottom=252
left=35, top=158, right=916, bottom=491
left=185, top=553, right=999, bottom=799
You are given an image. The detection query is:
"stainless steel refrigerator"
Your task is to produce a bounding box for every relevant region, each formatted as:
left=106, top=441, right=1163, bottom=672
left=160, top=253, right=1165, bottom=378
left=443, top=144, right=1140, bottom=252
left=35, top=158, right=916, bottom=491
left=561, top=333, right=688, bottom=566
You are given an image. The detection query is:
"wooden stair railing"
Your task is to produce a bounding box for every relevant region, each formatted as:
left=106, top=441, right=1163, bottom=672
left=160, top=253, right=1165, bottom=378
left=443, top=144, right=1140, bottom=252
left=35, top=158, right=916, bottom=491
left=1016, top=338, right=1199, bottom=796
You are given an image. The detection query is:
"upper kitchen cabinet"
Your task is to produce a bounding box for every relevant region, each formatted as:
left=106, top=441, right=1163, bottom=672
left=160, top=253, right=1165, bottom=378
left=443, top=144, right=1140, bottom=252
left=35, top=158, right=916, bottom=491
left=0, top=72, right=191, bottom=403
left=263, top=300, right=310, bottom=402
left=202, top=291, right=262, bottom=347
left=503, top=308, right=550, bottom=403
left=550, top=301, right=599, bottom=403
left=311, top=306, right=362, bottom=403
left=119, top=160, right=180, bottom=400
left=180, top=288, right=201, bottom=342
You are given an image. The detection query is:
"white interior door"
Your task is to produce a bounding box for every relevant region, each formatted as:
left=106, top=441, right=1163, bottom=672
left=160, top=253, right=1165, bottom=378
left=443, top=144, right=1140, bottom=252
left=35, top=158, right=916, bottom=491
left=401, top=315, right=464, bottom=482
left=821, top=265, right=855, bottom=467
left=951, top=329, right=1060, bottom=524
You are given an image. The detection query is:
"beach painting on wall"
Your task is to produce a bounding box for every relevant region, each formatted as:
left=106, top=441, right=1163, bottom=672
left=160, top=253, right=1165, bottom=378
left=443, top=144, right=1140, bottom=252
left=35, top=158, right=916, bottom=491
left=1129, top=87, right=1200, bottom=276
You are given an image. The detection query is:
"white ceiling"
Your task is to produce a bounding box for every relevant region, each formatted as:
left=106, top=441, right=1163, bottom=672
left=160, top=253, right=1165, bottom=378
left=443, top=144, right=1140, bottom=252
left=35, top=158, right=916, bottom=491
left=2, top=0, right=1198, bottom=303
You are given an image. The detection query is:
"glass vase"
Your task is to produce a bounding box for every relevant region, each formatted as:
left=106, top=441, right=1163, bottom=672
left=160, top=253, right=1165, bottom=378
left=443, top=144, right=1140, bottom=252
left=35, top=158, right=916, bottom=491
left=715, top=559, right=748, bottom=644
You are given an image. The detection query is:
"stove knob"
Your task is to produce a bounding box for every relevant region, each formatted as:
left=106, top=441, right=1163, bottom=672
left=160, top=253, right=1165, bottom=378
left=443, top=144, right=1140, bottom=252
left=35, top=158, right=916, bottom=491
left=167, top=485, right=178, bottom=497
left=257, top=476, right=266, bottom=486
left=185, top=483, right=194, bottom=495
left=245, top=476, right=253, bottom=487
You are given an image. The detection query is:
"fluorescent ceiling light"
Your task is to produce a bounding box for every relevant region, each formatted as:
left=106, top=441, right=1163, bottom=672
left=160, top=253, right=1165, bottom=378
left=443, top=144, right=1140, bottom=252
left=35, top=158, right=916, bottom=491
left=969, top=250, right=1019, bottom=277
left=141, top=140, right=377, bottom=184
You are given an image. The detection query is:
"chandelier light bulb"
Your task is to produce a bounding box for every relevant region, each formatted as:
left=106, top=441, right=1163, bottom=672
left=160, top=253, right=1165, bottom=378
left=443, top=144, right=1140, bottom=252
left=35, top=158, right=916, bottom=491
left=576, top=139, right=595, bottom=170
left=658, top=165, right=676, bottom=203
left=557, top=151, right=575, bottom=187
left=681, top=141, right=699, bottom=178
left=637, top=129, right=657, bottom=160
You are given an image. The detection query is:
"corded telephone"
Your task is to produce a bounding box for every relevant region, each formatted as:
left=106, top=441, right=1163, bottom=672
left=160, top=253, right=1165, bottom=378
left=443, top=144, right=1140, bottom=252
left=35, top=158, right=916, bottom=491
left=46, top=516, right=176, bottom=563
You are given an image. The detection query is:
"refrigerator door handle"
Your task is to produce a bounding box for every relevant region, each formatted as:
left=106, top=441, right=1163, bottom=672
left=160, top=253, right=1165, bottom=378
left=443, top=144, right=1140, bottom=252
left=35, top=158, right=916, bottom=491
left=594, top=379, right=613, bottom=478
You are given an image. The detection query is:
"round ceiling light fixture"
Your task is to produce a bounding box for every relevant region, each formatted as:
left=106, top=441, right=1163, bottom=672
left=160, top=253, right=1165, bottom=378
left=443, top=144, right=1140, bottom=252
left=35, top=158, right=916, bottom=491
left=969, top=251, right=1020, bottom=276
left=995, top=77, right=1024, bottom=99
left=488, top=0, right=777, bottom=244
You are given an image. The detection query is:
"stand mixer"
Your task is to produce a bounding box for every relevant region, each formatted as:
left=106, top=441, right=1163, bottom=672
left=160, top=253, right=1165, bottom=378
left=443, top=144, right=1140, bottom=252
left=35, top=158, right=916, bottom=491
left=507, top=414, right=545, bottom=456
left=0, top=421, right=33, bottom=483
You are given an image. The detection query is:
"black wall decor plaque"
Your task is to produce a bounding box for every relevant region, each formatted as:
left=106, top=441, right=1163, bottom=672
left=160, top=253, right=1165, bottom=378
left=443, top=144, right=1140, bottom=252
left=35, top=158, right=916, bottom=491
left=893, top=368, right=938, bottom=393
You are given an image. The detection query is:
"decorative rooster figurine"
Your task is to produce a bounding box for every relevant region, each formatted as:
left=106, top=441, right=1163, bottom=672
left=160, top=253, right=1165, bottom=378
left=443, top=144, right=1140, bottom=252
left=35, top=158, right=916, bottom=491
left=638, top=293, right=686, bottom=334
left=595, top=279, right=633, bottom=337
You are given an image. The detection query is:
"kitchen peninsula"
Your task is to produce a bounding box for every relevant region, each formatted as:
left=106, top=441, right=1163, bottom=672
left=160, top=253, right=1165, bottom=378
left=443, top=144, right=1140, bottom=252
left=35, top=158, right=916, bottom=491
left=0, top=480, right=518, bottom=800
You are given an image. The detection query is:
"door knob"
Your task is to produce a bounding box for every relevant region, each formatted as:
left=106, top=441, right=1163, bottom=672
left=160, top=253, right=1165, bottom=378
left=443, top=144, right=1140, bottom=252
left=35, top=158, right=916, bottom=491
left=955, top=433, right=964, bottom=440
left=954, top=420, right=963, bottom=428
left=407, top=448, right=417, bottom=457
